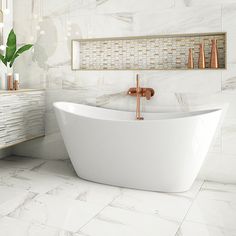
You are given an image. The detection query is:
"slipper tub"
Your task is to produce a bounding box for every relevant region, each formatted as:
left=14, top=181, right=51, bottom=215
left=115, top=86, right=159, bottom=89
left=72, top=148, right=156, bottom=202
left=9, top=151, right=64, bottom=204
left=54, top=102, right=223, bottom=192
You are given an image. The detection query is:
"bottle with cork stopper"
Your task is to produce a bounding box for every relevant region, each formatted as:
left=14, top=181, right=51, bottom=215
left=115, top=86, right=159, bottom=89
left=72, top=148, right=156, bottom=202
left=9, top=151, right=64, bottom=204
left=13, top=73, right=20, bottom=90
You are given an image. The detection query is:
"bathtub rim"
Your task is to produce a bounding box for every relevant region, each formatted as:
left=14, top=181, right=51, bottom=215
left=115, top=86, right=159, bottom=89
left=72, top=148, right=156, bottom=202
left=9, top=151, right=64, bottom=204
left=53, top=101, right=225, bottom=122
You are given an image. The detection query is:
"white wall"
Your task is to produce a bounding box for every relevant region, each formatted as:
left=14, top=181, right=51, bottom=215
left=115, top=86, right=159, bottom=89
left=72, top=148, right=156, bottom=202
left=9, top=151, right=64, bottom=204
left=12, top=0, right=236, bottom=183
left=0, top=0, right=13, bottom=80
left=0, top=0, right=13, bottom=159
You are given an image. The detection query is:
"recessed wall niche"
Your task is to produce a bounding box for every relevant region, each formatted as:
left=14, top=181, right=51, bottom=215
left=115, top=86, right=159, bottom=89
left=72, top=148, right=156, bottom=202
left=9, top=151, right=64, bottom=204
left=72, top=32, right=226, bottom=71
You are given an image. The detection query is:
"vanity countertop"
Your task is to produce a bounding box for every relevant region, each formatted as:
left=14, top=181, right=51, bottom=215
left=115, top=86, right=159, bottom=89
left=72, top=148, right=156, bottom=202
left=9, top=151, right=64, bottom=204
left=0, top=89, right=44, bottom=94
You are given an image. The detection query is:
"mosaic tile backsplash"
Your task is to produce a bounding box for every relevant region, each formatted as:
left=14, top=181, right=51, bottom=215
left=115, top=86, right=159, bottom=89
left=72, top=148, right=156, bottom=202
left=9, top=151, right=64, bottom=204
left=72, top=33, right=226, bottom=70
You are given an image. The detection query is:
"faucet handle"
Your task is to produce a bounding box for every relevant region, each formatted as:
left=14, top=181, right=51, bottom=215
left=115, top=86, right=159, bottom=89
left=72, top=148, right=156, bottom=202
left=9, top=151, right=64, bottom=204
left=145, top=89, right=152, bottom=100
left=143, top=88, right=155, bottom=100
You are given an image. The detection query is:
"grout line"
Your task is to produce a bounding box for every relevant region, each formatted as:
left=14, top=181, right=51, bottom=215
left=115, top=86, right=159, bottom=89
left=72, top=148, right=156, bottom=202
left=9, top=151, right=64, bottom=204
left=30, top=161, right=47, bottom=172
left=183, top=218, right=236, bottom=232
left=174, top=180, right=205, bottom=236
left=6, top=191, right=39, bottom=218
left=76, top=188, right=124, bottom=234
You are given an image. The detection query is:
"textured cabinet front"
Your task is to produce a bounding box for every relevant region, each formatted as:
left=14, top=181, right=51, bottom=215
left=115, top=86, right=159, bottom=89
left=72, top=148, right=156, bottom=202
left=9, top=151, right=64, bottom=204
left=0, top=90, right=45, bottom=149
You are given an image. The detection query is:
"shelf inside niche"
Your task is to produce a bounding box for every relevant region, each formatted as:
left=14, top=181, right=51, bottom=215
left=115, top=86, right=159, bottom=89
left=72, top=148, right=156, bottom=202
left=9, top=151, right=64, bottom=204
left=71, top=32, right=226, bottom=71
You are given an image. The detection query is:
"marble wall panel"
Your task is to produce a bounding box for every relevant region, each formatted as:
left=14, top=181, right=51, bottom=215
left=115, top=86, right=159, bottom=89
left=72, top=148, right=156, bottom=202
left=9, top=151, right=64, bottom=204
left=222, top=64, right=236, bottom=93
left=222, top=119, right=236, bottom=156
left=12, top=0, right=236, bottom=183
left=133, top=6, right=222, bottom=35
left=222, top=3, right=236, bottom=65
left=222, top=3, right=236, bottom=32
left=137, top=70, right=222, bottom=93
left=95, top=0, right=174, bottom=13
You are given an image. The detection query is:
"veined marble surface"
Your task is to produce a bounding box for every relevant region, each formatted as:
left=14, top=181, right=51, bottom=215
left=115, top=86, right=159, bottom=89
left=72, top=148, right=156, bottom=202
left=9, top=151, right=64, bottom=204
left=12, top=0, right=236, bottom=183
left=0, top=156, right=236, bottom=236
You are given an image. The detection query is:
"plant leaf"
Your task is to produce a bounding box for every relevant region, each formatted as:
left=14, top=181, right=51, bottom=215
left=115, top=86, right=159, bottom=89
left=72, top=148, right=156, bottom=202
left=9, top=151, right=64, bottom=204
left=0, top=53, right=7, bottom=66
left=10, top=44, right=33, bottom=67
left=5, top=29, right=17, bottom=62
left=15, top=44, right=33, bottom=54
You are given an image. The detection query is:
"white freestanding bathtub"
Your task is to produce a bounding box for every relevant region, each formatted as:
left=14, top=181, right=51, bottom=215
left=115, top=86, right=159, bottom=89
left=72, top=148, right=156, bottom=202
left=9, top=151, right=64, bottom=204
left=54, top=102, right=223, bottom=192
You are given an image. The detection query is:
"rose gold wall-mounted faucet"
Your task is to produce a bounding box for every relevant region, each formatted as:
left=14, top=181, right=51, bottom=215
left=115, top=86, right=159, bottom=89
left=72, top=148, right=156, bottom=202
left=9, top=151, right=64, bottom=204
left=127, top=74, right=155, bottom=120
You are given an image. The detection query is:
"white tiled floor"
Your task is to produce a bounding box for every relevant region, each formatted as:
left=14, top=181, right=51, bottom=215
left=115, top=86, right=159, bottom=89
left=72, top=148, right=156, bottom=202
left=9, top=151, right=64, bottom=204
left=0, top=156, right=235, bottom=236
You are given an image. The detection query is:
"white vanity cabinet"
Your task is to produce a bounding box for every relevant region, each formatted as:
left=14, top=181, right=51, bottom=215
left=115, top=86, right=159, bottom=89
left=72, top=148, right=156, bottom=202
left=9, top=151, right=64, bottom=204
left=0, top=90, right=45, bottom=149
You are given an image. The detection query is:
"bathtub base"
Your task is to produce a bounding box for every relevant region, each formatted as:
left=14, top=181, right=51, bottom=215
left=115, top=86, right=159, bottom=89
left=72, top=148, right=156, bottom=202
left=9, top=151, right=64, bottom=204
left=54, top=102, right=223, bottom=193
left=74, top=171, right=194, bottom=193
left=70, top=151, right=201, bottom=193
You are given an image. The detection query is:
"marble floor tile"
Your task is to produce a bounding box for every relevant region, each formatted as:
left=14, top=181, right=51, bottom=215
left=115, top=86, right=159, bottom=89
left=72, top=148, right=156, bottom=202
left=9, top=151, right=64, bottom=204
left=0, top=167, right=23, bottom=179
left=186, top=182, right=236, bottom=230
left=0, top=170, right=65, bottom=194
left=47, top=177, right=122, bottom=205
left=79, top=206, right=180, bottom=236
left=176, top=221, right=236, bottom=236
left=201, top=181, right=236, bottom=193
left=9, top=194, right=106, bottom=233
left=0, top=156, right=45, bottom=170
left=0, top=216, right=73, bottom=236
left=0, top=157, right=235, bottom=236
left=0, top=186, right=33, bottom=216
left=175, top=179, right=204, bottom=199
left=199, top=152, right=236, bottom=183
left=107, top=179, right=203, bottom=225
left=32, top=159, right=77, bottom=177
left=110, top=187, right=192, bottom=223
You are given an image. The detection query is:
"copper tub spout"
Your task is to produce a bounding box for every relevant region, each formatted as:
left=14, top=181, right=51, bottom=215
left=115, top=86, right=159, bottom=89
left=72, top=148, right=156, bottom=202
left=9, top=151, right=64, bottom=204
left=127, top=74, right=155, bottom=120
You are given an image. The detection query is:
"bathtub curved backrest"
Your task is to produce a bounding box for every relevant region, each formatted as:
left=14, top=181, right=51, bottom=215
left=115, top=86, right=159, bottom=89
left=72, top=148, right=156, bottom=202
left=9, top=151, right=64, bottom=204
left=53, top=102, right=222, bottom=121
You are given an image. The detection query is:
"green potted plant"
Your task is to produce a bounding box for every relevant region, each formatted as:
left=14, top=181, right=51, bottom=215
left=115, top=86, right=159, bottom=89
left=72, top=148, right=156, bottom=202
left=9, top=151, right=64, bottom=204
left=0, top=29, right=33, bottom=90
